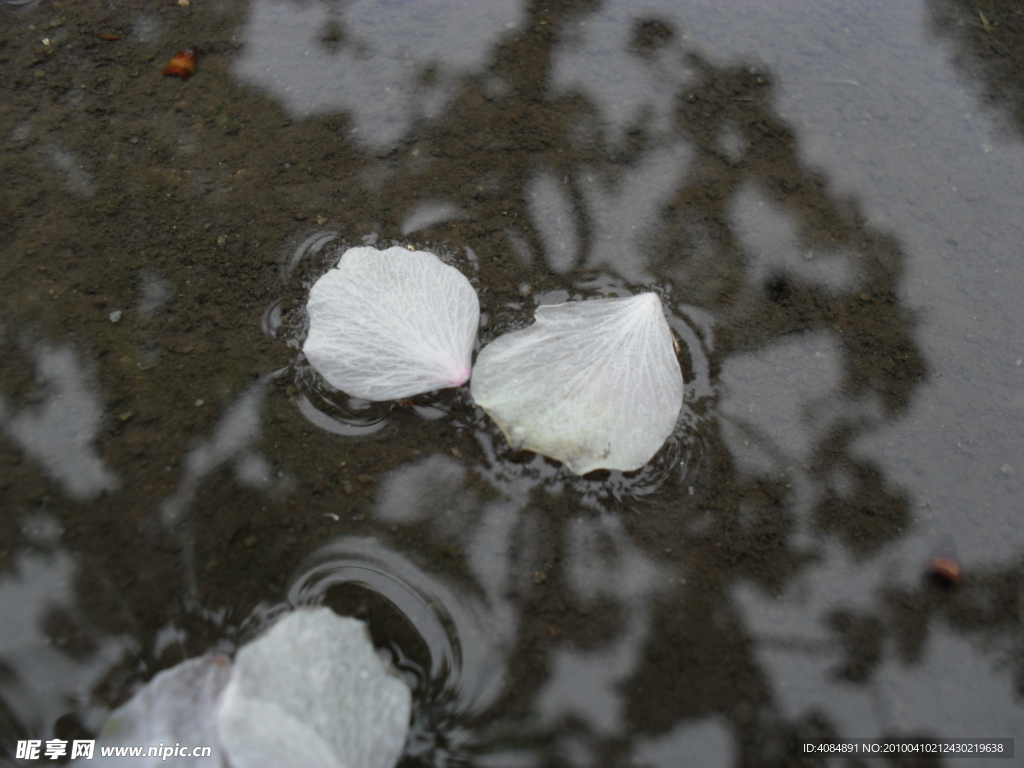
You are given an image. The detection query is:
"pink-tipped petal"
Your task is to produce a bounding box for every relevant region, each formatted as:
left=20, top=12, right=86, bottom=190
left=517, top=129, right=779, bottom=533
left=304, top=247, right=479, bottom=401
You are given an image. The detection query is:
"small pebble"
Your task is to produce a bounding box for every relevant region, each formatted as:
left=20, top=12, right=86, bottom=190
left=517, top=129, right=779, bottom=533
left=109, top=310, right=122, bottom=323
left=195, top=398, right=204, bottom=406
left=925, top=557, right=961, bottom=588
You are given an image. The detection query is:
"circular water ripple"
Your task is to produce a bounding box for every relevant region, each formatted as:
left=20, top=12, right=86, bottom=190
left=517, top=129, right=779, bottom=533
left=263, top=229, right=400, bottom=435
left=1, top=0, right=41, bottom=9
left=471, top=414, right=709, bottom=507
left=293, top=363, right=393, bottom=436
left=288, top=537, right=507, bottom=722
left=267, top=230, right=481, bottom=438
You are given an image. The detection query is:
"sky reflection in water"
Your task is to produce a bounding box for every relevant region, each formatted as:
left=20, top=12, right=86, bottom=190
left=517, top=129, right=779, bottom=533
left=1, top=0, right=1024, bottom=765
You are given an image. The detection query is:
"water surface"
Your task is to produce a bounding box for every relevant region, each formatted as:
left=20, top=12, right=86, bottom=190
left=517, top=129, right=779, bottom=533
left=1, top=0, right=1023, bottom=765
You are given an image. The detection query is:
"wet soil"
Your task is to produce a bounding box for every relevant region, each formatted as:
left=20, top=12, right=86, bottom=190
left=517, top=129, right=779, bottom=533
left=2, top=1, right=1023, bottom=766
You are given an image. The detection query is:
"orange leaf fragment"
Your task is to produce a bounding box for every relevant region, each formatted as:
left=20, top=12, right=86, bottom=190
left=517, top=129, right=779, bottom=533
left=162, top=46, right=198, bottom=81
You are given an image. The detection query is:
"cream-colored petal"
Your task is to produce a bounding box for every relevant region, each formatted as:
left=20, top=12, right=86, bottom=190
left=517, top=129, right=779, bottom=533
left=304, top=246, right=479, bottom=401
left=470, top=293, right=683, bottom=474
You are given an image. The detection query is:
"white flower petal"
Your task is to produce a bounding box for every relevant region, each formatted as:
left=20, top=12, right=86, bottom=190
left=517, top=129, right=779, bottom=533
left=304, top=246, right=479, bottom=401
left=470, top=293, right=683, bottom=475
left=216, top=608, right=411, bottom=768
left=95, top=655, right=232, bottom=767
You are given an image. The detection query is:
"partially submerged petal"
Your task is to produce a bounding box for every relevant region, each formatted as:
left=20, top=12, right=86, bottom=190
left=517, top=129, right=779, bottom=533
left=304, top=246, right=479, bottom=401
left=95, top=654, right=232, bottom=767
left=470, top=293, right=683, bottom=475
left=216, top=607, right=411, bottom=768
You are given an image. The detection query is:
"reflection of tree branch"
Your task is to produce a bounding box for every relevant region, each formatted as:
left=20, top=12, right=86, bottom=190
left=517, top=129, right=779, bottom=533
left=884, top=557, right=1024, bottom=673
left=0, top=0, right=963, bottom=761
left=929, top=0, right=1024, bottom=135
left=364, top=6, right=932, bottom=757
left=802, top=552, right=1024, bottom=731
left=810, top=423, right=911, bottom=558
left=661, top=54, right=925, bottom=414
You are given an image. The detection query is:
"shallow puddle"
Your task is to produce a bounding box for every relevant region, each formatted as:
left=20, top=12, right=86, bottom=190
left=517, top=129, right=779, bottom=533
left=1, top=0, right=1023, bottom=765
